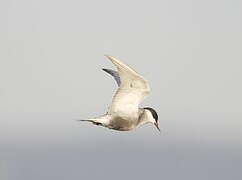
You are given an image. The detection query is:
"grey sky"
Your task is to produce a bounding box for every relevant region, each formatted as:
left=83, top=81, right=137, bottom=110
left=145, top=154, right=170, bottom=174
left=0, top=0, right=242, bottom=180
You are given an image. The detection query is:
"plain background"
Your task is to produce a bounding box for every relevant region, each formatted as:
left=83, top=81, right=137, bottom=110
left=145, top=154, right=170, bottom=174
left=0, top=0, right=242, bottom=179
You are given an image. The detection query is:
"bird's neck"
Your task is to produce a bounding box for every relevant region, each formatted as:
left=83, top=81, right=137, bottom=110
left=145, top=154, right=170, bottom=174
left=136, top=109, right=150, bottom=128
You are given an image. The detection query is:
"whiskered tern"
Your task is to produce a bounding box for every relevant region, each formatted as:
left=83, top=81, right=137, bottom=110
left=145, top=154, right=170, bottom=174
left=79, top=55, right=160, bottom=131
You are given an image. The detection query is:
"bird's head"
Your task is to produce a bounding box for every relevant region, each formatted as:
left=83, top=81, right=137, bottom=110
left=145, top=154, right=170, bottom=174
left=144, top=107, right=160, bottom=131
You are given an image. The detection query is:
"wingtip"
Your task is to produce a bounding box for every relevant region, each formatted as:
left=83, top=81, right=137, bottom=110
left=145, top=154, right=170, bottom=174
left=104, top=55, right=115, bottom=61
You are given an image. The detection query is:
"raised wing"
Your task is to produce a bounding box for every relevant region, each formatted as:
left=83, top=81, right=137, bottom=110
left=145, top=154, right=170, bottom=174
left=105, top=55, right=150, bottom=119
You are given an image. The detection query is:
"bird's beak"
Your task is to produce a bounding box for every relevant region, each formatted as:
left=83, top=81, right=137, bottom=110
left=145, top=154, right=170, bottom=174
left=154, top=122, right=160, bottom=132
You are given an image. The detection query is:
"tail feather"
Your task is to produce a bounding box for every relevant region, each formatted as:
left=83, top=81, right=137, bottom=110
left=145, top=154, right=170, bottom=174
left=78, top=119, right=102, bottom=126
left=77, top=115, right=110, bottom=126
left=78, top=119, right=97, bottom=122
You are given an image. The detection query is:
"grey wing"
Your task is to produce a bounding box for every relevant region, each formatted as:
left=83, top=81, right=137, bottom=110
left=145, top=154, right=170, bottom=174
left=102, top=68, right=121, bottom=86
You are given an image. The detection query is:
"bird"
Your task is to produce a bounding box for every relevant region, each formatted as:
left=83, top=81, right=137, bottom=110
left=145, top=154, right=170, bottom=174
left=79, top=55, right=160, bottom=131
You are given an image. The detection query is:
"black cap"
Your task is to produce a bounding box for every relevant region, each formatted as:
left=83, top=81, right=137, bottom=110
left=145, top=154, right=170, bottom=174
left=144, top=107, right=158, bottom=122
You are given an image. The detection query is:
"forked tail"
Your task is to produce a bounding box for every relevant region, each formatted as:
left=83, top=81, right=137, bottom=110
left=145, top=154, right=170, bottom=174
left=78, top=115, right=111, bottom=126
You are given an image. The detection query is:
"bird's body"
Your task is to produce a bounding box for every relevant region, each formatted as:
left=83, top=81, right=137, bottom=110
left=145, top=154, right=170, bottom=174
left=80, top=55, right=160, bottom=131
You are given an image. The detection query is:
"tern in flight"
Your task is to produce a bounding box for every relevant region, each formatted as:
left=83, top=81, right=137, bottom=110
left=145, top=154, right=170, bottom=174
left=79, top=55, right=160, bottom=131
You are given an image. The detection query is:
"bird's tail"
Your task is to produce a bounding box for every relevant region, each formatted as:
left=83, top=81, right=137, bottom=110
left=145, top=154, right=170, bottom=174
left=77, top=115, right=110, bottom=126
left=78, top=119, right=102, bottom=126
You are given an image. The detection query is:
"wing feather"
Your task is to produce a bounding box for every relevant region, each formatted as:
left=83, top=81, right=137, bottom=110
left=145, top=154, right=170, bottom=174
left=105, top=55, right=150, bottom=119
left=102, top=68, right=121, bottom=86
